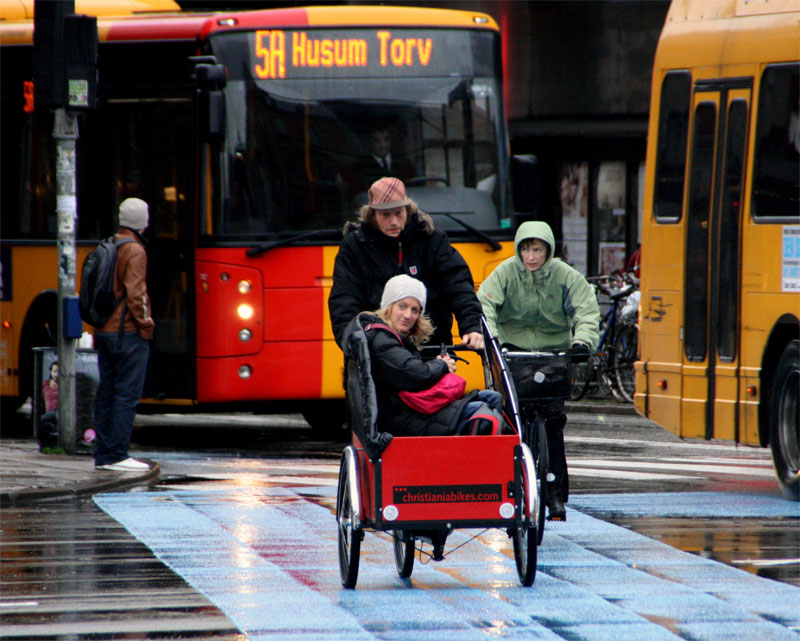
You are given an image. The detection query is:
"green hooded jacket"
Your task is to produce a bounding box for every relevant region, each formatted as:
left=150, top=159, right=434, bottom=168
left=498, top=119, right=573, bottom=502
left=478, top=221, right=599, bottom=351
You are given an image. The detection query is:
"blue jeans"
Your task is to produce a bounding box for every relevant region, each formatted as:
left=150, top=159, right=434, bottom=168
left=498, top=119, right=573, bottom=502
left=93, top=331, right=149, bottom=466
left=455, top=390, right=503, bottom=434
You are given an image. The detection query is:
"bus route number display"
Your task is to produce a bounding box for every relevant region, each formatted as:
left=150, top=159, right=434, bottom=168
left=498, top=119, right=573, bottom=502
left=254, top=30, right=435, bottom=79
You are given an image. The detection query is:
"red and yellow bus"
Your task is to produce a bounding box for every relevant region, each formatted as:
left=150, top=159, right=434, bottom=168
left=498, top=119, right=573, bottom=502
left=635, top=0, right=799, bottom=498
left=0, top=1, right=524, bottom=431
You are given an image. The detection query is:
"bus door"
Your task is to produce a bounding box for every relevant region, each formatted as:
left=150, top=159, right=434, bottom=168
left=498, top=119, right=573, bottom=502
left=683, top=81, right=751, bottom=442
left=104, top=100, right=195, bottom=402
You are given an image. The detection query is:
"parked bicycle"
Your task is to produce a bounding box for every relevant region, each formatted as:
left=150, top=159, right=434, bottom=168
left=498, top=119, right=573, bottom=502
left=570, top=272, right=639, bottom=403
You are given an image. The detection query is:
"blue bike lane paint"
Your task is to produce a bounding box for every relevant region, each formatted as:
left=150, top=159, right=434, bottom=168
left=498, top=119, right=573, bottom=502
left=94, top=489, right=800, bottom=641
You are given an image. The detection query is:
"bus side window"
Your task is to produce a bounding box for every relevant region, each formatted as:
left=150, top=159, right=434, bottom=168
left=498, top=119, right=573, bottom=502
left=653, top=71, right=692, bottom=222
left=752, top=63, right=800, bottom=219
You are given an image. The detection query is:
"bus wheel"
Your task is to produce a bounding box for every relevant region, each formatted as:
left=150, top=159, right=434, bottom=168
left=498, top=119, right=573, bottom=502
left=302, top=400, right=350, bottom=441
left=15, top=293, right=58, bottom=411
left=769, top=340, right=799, bottom=501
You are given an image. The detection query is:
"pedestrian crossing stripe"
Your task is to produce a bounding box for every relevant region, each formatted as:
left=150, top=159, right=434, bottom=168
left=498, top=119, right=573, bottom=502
left=569, top=459, right=775, bottom=478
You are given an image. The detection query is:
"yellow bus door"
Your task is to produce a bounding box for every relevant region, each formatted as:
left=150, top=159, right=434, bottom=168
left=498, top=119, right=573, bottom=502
left=683, top=83, right=751, bottom=442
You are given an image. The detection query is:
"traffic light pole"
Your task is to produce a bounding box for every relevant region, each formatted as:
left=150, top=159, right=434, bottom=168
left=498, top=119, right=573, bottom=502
left=55, top=108, right=78, bottom=454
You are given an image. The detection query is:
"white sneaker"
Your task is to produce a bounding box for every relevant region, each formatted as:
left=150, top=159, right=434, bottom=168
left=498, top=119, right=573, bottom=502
left=97, top=457, right=149, bottom=472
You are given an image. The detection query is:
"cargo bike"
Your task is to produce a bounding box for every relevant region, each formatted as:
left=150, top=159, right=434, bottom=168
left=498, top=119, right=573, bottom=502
left=336, top=317, right=551, bottom=589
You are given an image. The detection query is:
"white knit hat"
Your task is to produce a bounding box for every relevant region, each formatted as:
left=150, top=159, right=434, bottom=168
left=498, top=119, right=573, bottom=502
left=380, top=274, right=426, bottom=311
left=118, top=198, right=149, bottom=230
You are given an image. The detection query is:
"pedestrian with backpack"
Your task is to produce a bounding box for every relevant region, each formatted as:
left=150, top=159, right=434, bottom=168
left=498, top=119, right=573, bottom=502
left=91, top=198, right=154, bottom=472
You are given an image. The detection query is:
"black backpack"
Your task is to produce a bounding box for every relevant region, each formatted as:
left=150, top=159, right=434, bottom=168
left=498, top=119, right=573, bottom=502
left=79, top=236, right=135, bottom=328
left=460, top=402, right=503, bottom=436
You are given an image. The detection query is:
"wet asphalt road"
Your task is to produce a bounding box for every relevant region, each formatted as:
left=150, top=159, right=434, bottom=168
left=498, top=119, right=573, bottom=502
left=1, top=409, right=798, bottom=640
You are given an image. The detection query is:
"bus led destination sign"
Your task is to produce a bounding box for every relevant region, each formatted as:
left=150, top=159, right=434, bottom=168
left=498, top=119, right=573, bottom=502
left=254, top=30, right=434, bottom=79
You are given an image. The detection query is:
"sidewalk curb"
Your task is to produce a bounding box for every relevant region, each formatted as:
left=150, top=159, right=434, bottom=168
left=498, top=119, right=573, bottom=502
left=0, top=403, right=633, bottom=507
left=565, top=401, right=637, bottom=416
left=0, top=461, right=160, bottom=507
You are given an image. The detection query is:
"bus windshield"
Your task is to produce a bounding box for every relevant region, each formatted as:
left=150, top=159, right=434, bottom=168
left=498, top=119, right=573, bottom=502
left=204, top=28, right=505, bottom=240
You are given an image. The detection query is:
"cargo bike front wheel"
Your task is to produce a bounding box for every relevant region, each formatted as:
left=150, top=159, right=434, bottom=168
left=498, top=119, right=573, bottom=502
left=513, top=443, right=538, bottom=586
left=337, top=447, right=363, bottom=589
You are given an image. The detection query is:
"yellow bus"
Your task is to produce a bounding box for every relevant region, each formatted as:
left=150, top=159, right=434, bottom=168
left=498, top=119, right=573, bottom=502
left=635, top=0, right=799, bottom=499
left=0, top=1, right=523, bottom=433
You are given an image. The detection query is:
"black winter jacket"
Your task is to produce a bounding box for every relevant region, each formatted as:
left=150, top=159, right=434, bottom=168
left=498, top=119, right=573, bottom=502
left=328, top=213, right=483, bottom=348
left=361, top=313, right=476, bottom=436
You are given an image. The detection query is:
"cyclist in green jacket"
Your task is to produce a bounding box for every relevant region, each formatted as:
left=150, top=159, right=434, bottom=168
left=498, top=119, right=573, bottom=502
left=478, top=220, right=599, bottom=520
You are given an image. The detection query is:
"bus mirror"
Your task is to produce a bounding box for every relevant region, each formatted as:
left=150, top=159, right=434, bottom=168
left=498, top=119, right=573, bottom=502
left=193, top=61, right=227, bottom=143
left=196, top=63, right=227, bottom=91
left=511, top=154, right=539, bottom=213
left=201, top=90, right=226, bottom=143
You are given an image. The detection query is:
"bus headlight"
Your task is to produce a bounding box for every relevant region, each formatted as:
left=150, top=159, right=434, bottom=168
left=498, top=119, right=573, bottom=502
left=238, top=365, right=252, bottom=379
left=237, top=303, right=254, bottom=320
left=238, top=280, right=252, bottom=294
left=239, top=328, right=252, bottom=342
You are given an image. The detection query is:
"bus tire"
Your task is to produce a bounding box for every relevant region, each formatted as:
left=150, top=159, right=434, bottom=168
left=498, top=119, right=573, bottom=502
left=16, top=292, right=58, bottom=412
left=302, top=399, right=350, bottom=441
left=769, top=339, right=799, bottom=501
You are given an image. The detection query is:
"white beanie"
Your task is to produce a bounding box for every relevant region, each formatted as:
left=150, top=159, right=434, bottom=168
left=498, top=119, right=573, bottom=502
left=380, top=274, right=426, bottom=311
left=118, top=198, right=149, bottom=230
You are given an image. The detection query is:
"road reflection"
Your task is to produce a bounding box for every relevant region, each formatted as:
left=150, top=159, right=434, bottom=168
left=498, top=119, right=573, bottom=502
left=0, top=498, right=243, bottom=639
left=613, top=516, right=800, bottom=587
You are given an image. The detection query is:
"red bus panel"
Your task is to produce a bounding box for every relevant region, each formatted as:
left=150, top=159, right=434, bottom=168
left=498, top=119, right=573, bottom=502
left=194, top=247, right=327, bottom=402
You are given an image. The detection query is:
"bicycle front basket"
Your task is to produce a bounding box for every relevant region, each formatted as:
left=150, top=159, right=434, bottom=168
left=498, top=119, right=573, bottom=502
left=506, top=353, right=571, bottom=400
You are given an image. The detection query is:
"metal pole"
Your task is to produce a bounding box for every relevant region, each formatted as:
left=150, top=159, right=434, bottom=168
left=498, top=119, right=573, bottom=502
left=54, top=108, right=78, bottom=454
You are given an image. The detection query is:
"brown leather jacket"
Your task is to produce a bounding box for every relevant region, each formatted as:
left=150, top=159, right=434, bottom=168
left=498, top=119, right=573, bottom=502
left=98, top=228, right=154, bottom=339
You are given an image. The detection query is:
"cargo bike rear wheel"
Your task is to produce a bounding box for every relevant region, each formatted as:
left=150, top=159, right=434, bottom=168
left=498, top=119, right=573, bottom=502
left=393, top=532, right=415, bottom=578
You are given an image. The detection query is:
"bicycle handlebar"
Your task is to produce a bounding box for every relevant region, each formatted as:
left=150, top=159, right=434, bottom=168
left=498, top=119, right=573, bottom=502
left=588, top=276, right=637, bottom=301
left=606, top=284, right=636, bottom=301
left=419, top=343, right=473, bottom=363
left=502, top=347, right=590, bottom=364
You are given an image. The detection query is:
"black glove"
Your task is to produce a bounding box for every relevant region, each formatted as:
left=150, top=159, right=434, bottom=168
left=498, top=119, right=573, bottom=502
left=571, top=342, right=591, bottom=362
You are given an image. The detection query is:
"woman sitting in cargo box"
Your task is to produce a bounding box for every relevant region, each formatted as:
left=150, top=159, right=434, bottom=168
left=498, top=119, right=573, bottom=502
left=356, top=275, right=502, bottom=437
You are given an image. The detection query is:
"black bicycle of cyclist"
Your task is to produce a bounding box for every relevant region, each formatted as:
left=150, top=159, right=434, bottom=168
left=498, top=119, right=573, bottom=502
left=503, top=347, right=588, bottom=540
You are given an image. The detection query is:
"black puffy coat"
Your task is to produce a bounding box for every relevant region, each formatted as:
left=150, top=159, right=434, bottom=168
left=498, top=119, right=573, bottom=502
left=329, top=212, right=483, bottom=348
left=360, top=313, right=476, bottom=436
